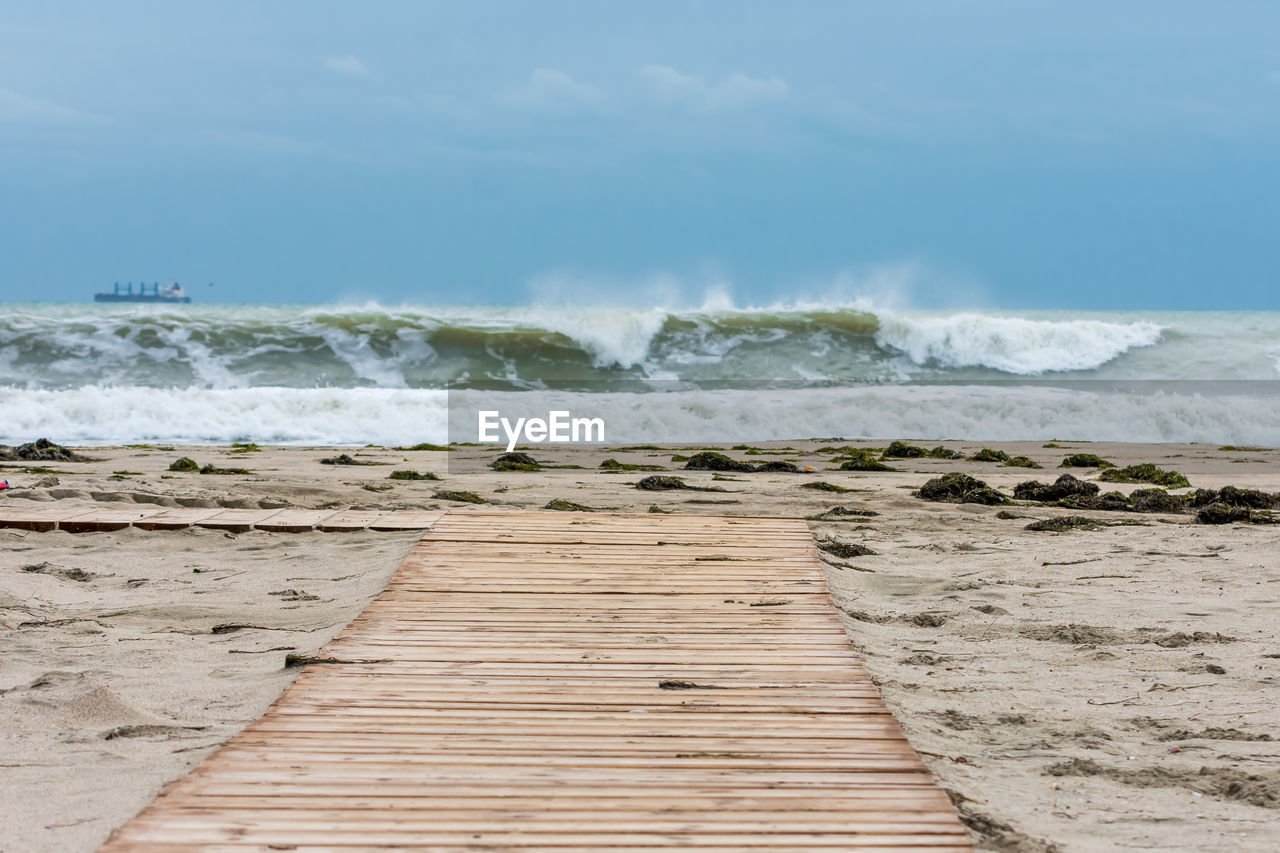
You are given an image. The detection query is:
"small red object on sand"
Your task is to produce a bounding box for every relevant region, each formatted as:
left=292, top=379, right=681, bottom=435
left=0, top=480, right=8, bottom=490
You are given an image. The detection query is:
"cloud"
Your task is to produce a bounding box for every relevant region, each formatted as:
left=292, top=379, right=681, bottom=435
left=0, top=88, right=104, bottom=124
left=504, top=68, right=605, bottom=115
left=324, top=55, right=372, bottom=78
left=639, top=65, right=789, bottom=111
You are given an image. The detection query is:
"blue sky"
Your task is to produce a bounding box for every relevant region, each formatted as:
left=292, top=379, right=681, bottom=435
left=2, top=1, right=1278, bottom=308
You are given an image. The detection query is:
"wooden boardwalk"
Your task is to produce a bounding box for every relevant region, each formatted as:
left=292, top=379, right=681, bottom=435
left=0, top=505, right=446, bottom=533
left=100, top=511, right=970, bottom=851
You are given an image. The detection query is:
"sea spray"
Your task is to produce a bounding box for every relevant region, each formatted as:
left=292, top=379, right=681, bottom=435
left=4, top=382, right=1277, bottom=447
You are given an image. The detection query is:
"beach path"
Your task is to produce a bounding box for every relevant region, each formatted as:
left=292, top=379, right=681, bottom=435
left=0, top=506, right=449, bottom=533
left=99, top=510, right=971, bottom=851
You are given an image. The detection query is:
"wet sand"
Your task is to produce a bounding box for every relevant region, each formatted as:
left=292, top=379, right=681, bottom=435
left=1, top=439, right=1277, bottom=851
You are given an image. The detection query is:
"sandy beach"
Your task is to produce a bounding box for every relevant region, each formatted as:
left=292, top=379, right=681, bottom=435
left=2, top=439, right=1278, bottom=852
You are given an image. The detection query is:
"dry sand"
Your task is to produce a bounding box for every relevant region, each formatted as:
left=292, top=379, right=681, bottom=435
left=1, top=439, right=1278, bottom=851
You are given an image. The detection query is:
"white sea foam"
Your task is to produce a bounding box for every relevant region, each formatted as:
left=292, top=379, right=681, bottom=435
left=0, top=387, right=449, bottom=446
left=873, top=312, right=1166, bottom=374
left=5, top=384, right=1277, bottom=447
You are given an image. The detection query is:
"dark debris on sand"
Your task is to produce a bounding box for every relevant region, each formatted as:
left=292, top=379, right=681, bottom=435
left=799, top=481, right=858, bottom=493
left=817, top=537, right=878, bottom=558
left=320, top=454, right=379, bottom=466
left=1188, top=486, right=1280, bottom=510
left=1060, top=453, right=1115, bottom=469
left=882, top=441, right=961, bottom=460
left=635, top=474, right=727, bottom=492
left=1099, top=463, right=1191, bottom=489
left=492, top=452, right=541, bottom=472
left=837, top=450, right=896, bottom=472
left=683, top=451, right=799, bottom=474
left=915, top=472, right=1009, bottom=505
left=0, top=438, right=88, bottom=463
left=387, top=470, right=440, bottom=481
left=1013, top=473, right=1097, bottom=503
left=1009, top=473, right=1279, bottom=523
left=544, top=498, right=599, bottom=512
left=432, top=489, right=487, bottom=504
left=599, top=458, right=666, bottom=472
left=1197, top=503, right=1277, bottom=525
left=1026, top=515, right=1103, bottom=532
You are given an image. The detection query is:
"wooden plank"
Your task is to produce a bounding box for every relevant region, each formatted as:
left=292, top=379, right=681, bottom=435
left=133, top=506, right=227, bottom=530
left=0, top=504, right=82, bottom=531
left=368, top=509, right=447, bottom=530
left=316, top=509, right=386, bottom=531
left=99, top=511, right=969, bottom=851
left=195, top=508, right=285, bottom=532
left=57, top=506, right=166, bottom=532
left=254, top=509, right=339, bottom=532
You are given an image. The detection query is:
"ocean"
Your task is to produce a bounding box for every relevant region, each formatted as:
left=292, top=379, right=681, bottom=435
left=1, top=302, right=1277, bottom=446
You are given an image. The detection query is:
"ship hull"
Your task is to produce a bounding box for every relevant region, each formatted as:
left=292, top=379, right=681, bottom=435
left=93, top=294, right=192, bottom=303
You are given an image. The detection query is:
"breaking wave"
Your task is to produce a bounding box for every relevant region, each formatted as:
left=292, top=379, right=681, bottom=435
left=0, top=302, right=1202, bottom=390
left=3, top=302, right=1276, bottom=445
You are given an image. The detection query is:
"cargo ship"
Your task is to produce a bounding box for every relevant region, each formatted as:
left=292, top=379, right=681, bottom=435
left=94, top=282, right=191, bottom=303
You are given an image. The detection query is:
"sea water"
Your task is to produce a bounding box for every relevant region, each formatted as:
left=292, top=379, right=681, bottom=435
left=1, top=301, right=1277, bottom=445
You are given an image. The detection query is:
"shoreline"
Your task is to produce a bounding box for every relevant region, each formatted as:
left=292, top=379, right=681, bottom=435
left=2, top=439, right=1278, bottom=851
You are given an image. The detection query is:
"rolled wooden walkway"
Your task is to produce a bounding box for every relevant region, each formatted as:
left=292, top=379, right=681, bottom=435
left=100, top=511, right=970, bottom=851
left=0, top=505, right=445, bottom=533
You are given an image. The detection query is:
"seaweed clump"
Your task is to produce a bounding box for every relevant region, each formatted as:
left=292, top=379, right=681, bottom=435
left=1013, top=474, right=1099, bottom=503
left=970, top=448, right=1010, bottom=463
left=817, top=538, right=878, bottom=558
left=599, top=458, right=666, bottom=472
left=683, top=451, right=798, bottom=474
left=168, top=457, right=200, bottom=472
left=883, top=441, right=961, bottom=459
left=1014, top=475, right=1187, bottom=514
left=1060, top=454, right=1115, bottom=469
left=837, top=450, right=895, bottom=472
left=1187, top=486, right=1279, bottom=510
left=1127, top=488, right=1185, bottom=513
left=1196, top=503, right=1276, bottom=525
left=1026, top=516, right=1103, bottom=532
left=492, top=452, right=541, bottom=472
left=320, top=454, right=377, bottom=466
left=199, top=463, right=251, bottom=475
left=544, top=498, right=596, bottom=512
left=915, top=473, right=1008, bottom=505
left=1099, top=463, right=1191, bottom=489
left=684, top=452, right=755, bottom=472
left=1003, top=456, right=1042, bottom=469
left=812, top=506, right=879, bottom=518
left=1057, top=491, right=1135, bottom=512
left=433, top=489, right=487, bottom=504
left=799, top=481, right=857, bottom=493
left=636, top=475, right=689, bottom=491
left=387, top=470, right=440, bottom=481
left=0, top=438, right=88, bottom=462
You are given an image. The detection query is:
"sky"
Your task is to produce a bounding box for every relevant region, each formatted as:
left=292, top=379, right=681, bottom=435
left=1, top=1, right=1278, bottom=308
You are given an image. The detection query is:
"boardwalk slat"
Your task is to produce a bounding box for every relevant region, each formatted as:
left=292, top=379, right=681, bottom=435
left=254, top=509, right=339, bottom=532
left=195, top=508, right=285, bottom=532
left=99, top=510, right=969, bottom=851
